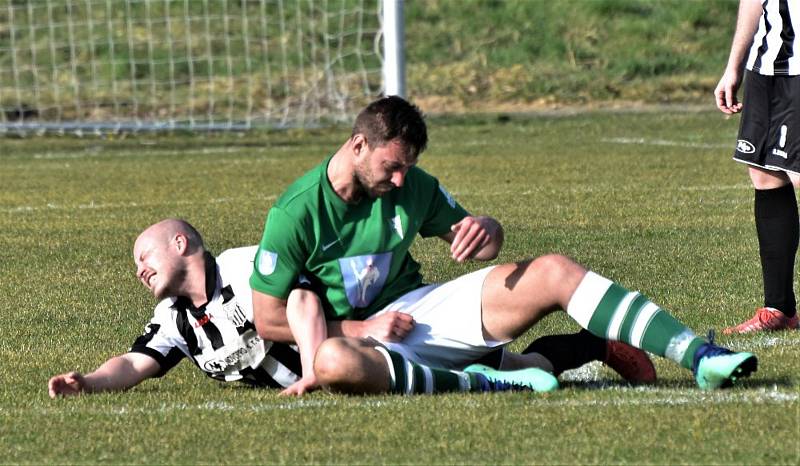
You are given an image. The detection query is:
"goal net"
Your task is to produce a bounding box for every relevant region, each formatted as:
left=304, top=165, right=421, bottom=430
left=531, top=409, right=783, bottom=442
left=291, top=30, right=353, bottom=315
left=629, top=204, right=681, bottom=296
left=0, top=0, right=385, bottom=133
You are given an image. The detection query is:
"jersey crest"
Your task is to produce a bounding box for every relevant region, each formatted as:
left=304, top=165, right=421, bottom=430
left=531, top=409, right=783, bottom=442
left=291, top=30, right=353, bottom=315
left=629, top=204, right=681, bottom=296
left=257, top=250, right=278, bottom=276
left=339, top=252, right=392, bottom=308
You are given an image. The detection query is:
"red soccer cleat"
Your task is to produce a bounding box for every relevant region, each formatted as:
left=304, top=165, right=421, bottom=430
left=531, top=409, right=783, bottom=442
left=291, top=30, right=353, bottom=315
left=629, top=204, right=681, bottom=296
left=723, top=307, right=800, bottom=335
left=604, top=340, right=657, bottom=384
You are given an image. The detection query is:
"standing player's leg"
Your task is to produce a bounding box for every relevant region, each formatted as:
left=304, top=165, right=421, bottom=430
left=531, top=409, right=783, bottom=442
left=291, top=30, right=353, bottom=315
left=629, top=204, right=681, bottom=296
left=313, top=337, right=558, bottom=395
left=725, top=168, right=798, bottom=333
left=724, top=72, right=800, bottom=334
left=479, top=254, right=757, bottom=389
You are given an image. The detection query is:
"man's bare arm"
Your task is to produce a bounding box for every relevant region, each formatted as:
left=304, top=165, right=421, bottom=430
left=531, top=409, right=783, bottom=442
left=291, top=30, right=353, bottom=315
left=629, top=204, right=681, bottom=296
left=48, top=352, right=160, bottom=398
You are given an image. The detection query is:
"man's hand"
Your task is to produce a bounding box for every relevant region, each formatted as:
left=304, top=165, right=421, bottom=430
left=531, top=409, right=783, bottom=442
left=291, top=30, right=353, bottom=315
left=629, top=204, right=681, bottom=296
left=361, top=311, right=414, bottom=342
left=447, top=216, right=502, bottom=262
left=48, top=372, right=87, bottom=398
left=279, top=376, right=319, bottom=396
left=715, top=68, right=743, bottom=114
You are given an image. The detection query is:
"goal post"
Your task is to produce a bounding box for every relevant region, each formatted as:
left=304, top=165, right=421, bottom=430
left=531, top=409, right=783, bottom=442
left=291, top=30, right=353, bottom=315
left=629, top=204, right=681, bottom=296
left=0, top=0, right=404, bottom=134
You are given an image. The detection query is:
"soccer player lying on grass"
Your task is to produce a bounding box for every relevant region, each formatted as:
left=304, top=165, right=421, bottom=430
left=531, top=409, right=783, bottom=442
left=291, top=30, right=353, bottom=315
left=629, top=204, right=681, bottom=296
left=48, top=219, right=651, bottom=398
left=250, top=96, right=758, bottom=395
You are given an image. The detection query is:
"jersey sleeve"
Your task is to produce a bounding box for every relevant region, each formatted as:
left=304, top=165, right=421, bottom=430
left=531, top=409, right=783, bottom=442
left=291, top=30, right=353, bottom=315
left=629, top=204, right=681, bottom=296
left=417, top=172, right=470, bottom=238
left=249, top=206, right=308, bottom=299
left=129, top=306, right=186, bottom=378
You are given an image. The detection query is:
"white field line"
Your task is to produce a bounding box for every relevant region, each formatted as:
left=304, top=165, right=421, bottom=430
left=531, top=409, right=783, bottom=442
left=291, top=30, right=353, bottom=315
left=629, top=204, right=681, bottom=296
left=4, top=183, right=754, bottom=215
left=3, top=387, right=795, bottom=417
left=2, top=194, right=278, bottom=214
left=602, top=137, right=732, bottom=150
left=729, top=334, right=800, bottom=350
left=27, top=145, right=291, bottom=160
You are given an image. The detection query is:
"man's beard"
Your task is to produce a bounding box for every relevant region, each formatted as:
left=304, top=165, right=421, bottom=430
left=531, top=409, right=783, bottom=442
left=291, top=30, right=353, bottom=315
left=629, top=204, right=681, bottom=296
left=354, top=165, right=392, bottom=199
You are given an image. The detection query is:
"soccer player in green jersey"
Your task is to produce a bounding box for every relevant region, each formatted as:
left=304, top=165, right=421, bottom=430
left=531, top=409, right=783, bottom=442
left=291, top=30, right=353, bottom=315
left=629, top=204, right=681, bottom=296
left=251, top=96, right=757, bottom=394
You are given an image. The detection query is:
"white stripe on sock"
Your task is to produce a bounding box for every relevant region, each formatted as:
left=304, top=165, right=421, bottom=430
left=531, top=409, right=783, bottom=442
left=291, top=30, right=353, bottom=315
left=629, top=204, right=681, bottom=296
left=405, top=359, right=415, bottom=394
left=422, top=365, right=434, bottom=394
left=453, top=371, right=470, bottom=391
left=566, top=271, right=614, bottom=328
left=664, top=329, right=697, bottom=365
left=374, top=346, right=397, bottom=391
left=630, top=303, right=660, bottom=347
left=607, top=292, right=640, bottom=340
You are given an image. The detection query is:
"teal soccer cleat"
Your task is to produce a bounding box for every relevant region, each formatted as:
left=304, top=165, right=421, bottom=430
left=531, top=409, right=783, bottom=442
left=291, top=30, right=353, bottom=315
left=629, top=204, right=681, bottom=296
left=464, top=364, right=559, bottom=393
left=692, top=331, right=758, bottom=390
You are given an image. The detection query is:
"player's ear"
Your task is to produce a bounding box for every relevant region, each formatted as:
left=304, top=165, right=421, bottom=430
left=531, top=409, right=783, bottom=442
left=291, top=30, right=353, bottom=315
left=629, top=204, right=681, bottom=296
left=351, top=133, right=368, bottom=158
left=173, top=233, right=189, bottom=255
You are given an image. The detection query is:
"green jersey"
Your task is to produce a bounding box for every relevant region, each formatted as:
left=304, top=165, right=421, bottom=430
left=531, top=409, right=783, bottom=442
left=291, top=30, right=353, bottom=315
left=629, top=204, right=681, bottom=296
left=250, top=156, right=469, bottom=320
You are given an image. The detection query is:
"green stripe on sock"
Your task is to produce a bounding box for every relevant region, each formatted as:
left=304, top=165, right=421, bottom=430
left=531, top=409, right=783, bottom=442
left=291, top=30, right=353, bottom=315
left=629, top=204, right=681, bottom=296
left=681, top=338, right=705, bottom=370
left=618, top=293, right=650, bottom=345
left=383, top=349, right=467, bottom=394
left=412, top=363, right=426, bottom=394
left=385, top=350, right=407, bottom=394
left=640, top=311, right=690, bottom=358
left=587, top=282, right=628, bottom=336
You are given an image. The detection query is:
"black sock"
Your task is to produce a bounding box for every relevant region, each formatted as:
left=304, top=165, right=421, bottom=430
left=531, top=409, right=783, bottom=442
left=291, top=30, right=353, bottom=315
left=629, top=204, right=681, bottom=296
left=522, top=329, right=605, bottom=376
left=755, top=185, right=798, bottom=318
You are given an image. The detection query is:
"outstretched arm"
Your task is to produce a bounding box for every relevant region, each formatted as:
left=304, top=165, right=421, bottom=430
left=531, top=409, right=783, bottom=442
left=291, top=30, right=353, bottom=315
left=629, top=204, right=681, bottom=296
left=715, top=0, right=762, bottom=114
left=440, top=215, right=504, bottom=262
left=48, top=352, right=160, bottom=398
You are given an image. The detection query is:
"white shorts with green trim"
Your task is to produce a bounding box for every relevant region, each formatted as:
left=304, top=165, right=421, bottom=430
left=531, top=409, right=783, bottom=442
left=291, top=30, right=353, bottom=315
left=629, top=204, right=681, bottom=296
left=367, top=265, right=507, bottom=370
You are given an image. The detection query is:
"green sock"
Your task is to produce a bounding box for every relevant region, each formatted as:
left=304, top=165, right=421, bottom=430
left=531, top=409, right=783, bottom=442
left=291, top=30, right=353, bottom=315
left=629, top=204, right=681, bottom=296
left=566, top=271, right=704, bottom=369
left=375, top=346, right=482, bottom=394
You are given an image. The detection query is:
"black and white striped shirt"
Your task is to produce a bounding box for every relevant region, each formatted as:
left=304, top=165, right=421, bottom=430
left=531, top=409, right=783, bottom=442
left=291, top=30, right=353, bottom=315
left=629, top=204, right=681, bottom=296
left=747, top=0, right=800, bottom=76
left=130, top=246, right=302, bottom=388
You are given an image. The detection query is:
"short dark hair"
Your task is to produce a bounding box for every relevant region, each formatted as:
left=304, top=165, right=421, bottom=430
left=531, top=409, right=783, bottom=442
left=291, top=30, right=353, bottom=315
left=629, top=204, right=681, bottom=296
left=351, top=96, right=427, bottom=158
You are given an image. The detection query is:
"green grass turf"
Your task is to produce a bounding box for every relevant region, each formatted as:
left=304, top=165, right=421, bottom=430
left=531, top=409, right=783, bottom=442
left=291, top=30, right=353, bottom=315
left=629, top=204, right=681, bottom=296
left=1, top=109, right=798, bottom=464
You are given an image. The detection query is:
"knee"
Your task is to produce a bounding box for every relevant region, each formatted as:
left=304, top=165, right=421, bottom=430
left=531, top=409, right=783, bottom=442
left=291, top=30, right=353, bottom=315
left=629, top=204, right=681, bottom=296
left=530, top=254, right=578, bottom=276
left=529, top=253, right=585, bottom=288
left=313, top=337, right=356, bottom=385
left=749, top=167, right=790, bottom=189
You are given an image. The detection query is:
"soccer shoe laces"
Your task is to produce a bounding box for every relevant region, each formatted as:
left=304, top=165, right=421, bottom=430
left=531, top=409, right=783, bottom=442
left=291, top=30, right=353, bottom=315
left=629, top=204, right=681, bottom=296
left=691, top=329, right=733, bottom=375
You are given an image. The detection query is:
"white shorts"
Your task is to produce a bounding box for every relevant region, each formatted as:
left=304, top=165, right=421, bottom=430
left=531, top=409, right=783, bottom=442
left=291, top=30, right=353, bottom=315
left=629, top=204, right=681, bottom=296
left=367, top=265, right=507, bottom=370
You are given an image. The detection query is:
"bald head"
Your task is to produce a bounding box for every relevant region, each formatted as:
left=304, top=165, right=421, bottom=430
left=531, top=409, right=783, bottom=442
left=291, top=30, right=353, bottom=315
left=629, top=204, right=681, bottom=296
left=135, top=218, right=204, bottom=255
left=133, top=218, right=206, bottom=300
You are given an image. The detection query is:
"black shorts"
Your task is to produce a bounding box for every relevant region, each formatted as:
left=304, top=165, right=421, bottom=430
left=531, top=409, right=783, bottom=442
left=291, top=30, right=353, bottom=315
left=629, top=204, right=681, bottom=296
left=734, top=71, right=800, bottom=174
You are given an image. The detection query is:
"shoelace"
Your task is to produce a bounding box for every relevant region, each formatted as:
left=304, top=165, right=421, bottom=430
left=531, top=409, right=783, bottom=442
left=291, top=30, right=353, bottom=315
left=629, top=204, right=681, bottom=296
left=692, top=329, right=732, bottom=374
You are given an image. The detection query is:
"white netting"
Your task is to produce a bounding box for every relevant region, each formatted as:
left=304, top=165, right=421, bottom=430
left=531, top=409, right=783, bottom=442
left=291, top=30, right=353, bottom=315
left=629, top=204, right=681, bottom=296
left=0, top=0, right=384, bottom=133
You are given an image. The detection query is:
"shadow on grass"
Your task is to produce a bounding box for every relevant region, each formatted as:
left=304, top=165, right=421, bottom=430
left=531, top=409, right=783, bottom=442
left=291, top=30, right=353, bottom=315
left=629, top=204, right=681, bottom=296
left=560, top=375, right=794, bottom=391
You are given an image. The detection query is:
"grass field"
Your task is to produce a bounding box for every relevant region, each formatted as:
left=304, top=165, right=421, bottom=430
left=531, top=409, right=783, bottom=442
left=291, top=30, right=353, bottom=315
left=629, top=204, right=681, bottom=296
left=1, top=109, right=798, bottom=464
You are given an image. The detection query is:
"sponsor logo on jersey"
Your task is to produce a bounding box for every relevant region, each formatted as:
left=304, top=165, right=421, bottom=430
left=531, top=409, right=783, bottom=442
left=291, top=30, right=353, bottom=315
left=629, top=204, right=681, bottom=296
left=193, top=313, right=213, bottom=328
left=439, top=185, right=456, bottom=208
left=257, top=250, right=278, bottom=276
left=201, top=333, right=263, bottom=373
left=736, top=139, right=756, bottom=154
left=339, top=252, right=392, bottom=308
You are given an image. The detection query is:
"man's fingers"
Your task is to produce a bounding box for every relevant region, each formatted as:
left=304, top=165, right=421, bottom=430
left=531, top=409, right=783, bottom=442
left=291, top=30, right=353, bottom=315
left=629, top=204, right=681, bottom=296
left=451, top=222, right=479, bottom=258
left=47, top=377, right=60, bottom=398
left=450, top=220, right=468, bottom=254
left=455, top=226, right=487, bottom=262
